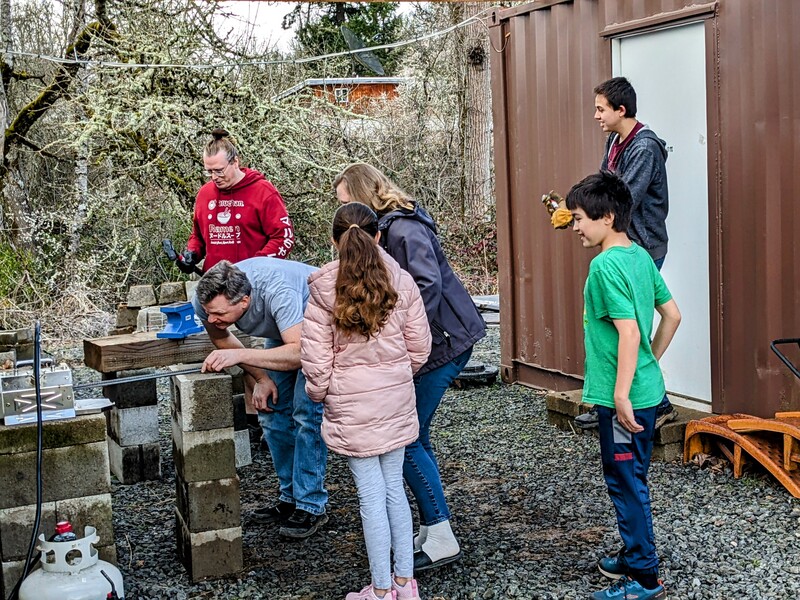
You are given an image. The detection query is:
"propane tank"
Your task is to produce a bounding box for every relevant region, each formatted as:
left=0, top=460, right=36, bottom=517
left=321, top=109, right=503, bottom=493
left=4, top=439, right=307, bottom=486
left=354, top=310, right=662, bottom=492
left=19, top=525, right=124, bottom=600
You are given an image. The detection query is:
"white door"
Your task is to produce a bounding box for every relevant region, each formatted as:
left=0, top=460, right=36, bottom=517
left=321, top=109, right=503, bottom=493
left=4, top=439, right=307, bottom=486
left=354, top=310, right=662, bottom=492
left=612, top=22, right=712, bottom=406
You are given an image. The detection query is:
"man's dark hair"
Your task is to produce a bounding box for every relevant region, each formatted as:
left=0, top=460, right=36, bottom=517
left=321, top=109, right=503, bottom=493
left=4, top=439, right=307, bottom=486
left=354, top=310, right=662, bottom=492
left=565, top=170, right=632, bottom=233
left=196, top=260, right=252, bottom=306
left=594, top=77, right=637, bottom=119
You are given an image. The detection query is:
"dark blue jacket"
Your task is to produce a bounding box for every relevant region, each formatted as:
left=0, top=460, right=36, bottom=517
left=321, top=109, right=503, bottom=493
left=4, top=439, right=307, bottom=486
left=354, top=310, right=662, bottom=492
left=602, top=127, right=669, bottom=261
left=378, top=204, right=486, bottom=375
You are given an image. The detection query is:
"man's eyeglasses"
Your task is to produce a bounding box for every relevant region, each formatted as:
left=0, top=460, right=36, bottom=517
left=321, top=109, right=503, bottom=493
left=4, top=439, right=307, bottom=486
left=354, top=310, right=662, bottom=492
left=203, top=161, right=231, bottom=178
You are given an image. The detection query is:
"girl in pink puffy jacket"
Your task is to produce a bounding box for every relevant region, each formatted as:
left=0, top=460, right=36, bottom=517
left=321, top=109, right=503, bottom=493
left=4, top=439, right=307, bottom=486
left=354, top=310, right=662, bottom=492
left=301, top=202, right=431, bottom=600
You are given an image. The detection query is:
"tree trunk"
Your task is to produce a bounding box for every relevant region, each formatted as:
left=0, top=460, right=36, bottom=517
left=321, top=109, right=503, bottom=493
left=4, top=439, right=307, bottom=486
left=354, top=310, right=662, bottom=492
left=68, top=0, right=88, bottom=256
left=1, top=0, right=11, bottom=234
left=460, top=2, right=493, bottom=219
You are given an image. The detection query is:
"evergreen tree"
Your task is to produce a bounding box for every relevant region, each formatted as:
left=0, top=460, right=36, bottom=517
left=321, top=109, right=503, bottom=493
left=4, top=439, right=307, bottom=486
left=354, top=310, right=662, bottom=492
left=283, top=2, right=404, bottom=76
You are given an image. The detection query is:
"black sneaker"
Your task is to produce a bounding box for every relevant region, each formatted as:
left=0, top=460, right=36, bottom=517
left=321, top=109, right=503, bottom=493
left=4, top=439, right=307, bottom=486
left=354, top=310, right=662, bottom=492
left=654, top=402, right=678, bottom=429
left=251, top=501, right=295, bottom=524
left=575, top=405, right=599, bottom=429
left=278, top=509, right=328, bottom=539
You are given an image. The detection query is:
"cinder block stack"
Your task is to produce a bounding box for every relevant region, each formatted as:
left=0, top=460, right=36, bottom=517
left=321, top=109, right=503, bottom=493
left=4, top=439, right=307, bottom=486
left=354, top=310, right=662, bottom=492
left=109, top=281, right=198, bottom=336
left=102, top=370, right=161, bottom=484
left=170, top=368, right=242, bottom=580
left=0, top=415, right=115, bottom=598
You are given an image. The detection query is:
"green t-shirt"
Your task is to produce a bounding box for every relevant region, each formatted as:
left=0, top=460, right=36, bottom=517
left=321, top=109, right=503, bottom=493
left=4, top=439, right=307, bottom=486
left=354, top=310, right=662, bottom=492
left=582, top=243, right=673, bottom=409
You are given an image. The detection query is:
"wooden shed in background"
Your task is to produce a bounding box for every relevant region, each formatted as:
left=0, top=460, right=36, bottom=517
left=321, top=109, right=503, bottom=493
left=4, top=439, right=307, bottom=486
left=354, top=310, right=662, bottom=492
left=488, top=0, right=800, bottom=417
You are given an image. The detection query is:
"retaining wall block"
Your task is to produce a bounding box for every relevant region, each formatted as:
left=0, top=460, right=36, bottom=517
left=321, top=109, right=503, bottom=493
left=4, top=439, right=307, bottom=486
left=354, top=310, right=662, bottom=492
left=171, top=371, right=233, bottom=432
left=107, top=437, right=161, bottom=485
left=175, top=477, right=241, bottom=533
left=175, top=511, right=242, bottom=581
left=106, top=405, right=159, bottom=446
left=171, top=423, right=236, bottom=483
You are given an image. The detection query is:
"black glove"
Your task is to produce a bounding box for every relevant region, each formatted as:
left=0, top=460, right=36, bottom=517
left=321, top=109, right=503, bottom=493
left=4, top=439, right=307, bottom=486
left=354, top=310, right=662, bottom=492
left=176, top=250, right=200, bottom=274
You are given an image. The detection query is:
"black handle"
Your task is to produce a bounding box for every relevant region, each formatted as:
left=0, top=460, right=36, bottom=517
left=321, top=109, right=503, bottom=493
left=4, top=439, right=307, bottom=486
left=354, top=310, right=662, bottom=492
left=770, top=338, right=800, bottom=380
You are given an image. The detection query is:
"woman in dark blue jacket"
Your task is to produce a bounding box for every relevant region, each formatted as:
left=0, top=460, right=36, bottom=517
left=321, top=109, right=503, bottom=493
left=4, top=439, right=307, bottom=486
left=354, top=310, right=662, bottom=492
left=334, top=163, right=486, bottom=572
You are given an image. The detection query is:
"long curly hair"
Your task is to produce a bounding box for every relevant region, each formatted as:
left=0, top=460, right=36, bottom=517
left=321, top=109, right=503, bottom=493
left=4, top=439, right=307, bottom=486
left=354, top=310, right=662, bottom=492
left=332, top=203, right=398, bottom=338
left=333, top=163, right=415, bottom=216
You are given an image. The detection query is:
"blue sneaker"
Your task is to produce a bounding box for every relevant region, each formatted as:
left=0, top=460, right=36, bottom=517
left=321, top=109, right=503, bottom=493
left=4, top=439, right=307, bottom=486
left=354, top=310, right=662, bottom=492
left=591, top=576, right=666, bottom=600
left=598, top=552, right=627, bottom=580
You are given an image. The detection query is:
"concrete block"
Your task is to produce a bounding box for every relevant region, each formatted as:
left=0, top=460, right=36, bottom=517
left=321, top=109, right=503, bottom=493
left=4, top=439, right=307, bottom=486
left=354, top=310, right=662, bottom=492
left=544, top=389, right=588, bottom=418
left=157, top=282, right=187, bottom=304
left=98, top=543, right=117, bottom=565
left=115, top=303, right=139, bottom=328
left=0, top=350, right=14, bottom=367
left=102, top=370, right=157, bottom=409
left=136, top=306, right=167, bottom=333
left=176, top=477, right=241, bottom=533
left=126, top=285, right=157, bottom=308
left=175, top=511, right=242, bottom=581
left=234, top=430, right=252, bottom=468
left=0, top=502, right=57, bottom=561
left=107, top=438, right=161, bottom=485
left=106, top=405, right=159, bottom=446
left=232, top=394, right=247, bottom=431
left=55, top=494, right=114, bottom=549
left=109, top=326, right=136, bottom=336
left=227, top=366, right=246, bottom=396
left=171, top=371, right=233, bottom=432
left=185, top=280, right=199, bottom=301
left=0, top=442, right=111, bottom=509
left=172, top=424, right=235, bottom=483
left=1, top=558, right=25, bottom=599
left=0, top=414, right=106, bottom=455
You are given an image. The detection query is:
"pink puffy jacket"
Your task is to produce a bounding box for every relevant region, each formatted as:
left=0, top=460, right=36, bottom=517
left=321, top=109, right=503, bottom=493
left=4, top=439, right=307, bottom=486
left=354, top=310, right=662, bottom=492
left=301, top=248, right=431, bottom=458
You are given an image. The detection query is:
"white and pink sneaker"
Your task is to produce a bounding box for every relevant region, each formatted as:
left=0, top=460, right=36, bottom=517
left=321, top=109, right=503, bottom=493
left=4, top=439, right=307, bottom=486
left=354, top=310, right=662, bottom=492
left=345, top=584, right=397, bottom=600
left=392, top=577, right=421, bottom=600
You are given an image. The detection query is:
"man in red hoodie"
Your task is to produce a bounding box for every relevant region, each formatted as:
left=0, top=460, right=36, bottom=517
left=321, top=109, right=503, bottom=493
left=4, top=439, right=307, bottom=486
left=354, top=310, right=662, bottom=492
left=177, top=129, right=295, bottom=273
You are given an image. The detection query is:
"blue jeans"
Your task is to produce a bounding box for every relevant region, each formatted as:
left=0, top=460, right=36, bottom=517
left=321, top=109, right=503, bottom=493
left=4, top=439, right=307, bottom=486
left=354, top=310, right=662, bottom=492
left=403, top=348, right=473, bottom=526
left=597, top=405, right=659, bottom=575
left=257, top=344, right=328, bottom=515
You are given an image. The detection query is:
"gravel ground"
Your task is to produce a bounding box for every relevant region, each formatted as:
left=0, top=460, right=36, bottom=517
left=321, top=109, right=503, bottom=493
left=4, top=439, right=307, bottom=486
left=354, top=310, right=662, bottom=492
left=84, top=327, right=800, bottom=599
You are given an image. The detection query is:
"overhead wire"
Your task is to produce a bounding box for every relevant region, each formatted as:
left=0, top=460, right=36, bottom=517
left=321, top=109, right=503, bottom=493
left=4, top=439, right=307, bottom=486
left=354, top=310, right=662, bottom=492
left=5, top=8, right=497, bottom=71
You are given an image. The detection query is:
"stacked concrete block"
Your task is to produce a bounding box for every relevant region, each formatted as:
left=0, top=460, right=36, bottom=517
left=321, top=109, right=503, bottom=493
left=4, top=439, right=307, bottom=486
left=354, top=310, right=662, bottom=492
left=110, top=303, right=139, bottom=335
left=231, top=393, right=252, bottom=468
left=136, top=306, right=168, bottom=333
left=103, top=370, right=161, bottom=484
left=157, top=282, right=187, bottom=305
left=126, top=285, right=157, bottom=309
left=170, top=368, right=242, bottom=580
left=0, top=414, right=115, bottom=598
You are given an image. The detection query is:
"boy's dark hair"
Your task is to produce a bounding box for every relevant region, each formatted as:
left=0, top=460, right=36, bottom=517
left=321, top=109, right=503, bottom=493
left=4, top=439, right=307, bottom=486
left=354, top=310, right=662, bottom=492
left=565, top=170, right=632, bottom=232
left=594, top=77, right=637, bottom=119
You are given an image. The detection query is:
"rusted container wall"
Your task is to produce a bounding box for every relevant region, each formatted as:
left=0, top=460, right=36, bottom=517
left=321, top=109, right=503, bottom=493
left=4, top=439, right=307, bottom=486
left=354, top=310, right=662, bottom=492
left=489, top=0, right=608, bottom=390
left=490, top=0, right=800, bottom=415
left=710, top=0, right=800, bottom=414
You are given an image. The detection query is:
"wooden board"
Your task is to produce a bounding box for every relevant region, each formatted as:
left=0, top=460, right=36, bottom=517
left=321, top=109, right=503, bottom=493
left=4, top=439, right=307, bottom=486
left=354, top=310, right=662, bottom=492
left=83, top=330, right=252, bottom=373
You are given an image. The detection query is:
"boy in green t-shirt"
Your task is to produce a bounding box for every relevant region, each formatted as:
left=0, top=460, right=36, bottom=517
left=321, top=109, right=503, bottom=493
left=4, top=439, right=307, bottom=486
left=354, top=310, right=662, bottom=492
left=566, top=171, right=681, bottom=600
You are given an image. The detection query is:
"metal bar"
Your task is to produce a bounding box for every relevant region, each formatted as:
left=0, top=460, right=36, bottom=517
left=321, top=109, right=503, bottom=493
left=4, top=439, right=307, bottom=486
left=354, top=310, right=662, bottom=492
left=770, top=338, right=800, bottom=381
left=73, top=366, right=203, bottom=390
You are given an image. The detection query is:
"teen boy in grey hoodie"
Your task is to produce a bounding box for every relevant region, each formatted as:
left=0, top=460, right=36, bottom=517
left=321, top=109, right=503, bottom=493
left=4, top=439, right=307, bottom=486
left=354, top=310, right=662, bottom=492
left=576, top=76, right=676, bottom=432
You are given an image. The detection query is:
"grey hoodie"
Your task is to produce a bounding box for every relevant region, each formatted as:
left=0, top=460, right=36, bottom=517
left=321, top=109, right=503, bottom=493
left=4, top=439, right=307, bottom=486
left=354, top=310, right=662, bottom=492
left=602, top=126, right=669, bottom=261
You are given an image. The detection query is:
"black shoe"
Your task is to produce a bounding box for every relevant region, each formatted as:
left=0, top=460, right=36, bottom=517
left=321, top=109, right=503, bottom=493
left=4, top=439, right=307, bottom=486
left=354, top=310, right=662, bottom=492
left=654, top=402, right=678, bottom=429
left=278, top=509, right=328, bottom=539
left=413, top=549, right=463, bottom=572
left=575, top=405, right=599, bottom=429
left=251, top=501, right=295, bottom=524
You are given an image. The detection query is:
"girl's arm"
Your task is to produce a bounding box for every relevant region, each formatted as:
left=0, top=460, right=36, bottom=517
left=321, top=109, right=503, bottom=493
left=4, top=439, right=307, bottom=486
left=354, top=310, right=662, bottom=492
left=612, top=318, right=643, bottom=434
left=300, top=296, right=335, bottom=402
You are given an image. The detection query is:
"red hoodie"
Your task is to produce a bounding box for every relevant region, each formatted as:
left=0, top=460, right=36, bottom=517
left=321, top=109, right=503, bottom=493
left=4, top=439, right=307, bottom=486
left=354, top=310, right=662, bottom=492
left=187, top=167, right=294, bottom=272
